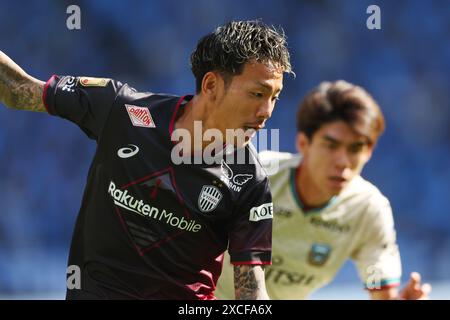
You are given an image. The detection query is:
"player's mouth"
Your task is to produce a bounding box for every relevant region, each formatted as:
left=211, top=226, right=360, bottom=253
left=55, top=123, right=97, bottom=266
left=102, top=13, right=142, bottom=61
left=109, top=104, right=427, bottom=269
left=243, top=123, right=265, bottom=131
left=328, top=176, right=348, bottom=188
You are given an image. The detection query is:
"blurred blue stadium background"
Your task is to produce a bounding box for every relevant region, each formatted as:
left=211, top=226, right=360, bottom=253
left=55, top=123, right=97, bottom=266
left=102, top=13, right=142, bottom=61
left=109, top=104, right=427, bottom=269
left=0, top=0, right=449, bottom=299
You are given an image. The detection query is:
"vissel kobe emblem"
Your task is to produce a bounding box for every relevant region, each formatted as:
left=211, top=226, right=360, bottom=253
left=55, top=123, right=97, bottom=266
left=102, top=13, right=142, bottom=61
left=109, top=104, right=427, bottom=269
left=198, top=185, right=223, bottom=213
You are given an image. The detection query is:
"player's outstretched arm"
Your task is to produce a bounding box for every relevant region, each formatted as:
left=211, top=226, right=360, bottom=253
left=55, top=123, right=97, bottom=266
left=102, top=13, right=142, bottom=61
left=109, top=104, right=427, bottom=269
left=233, top=265, right=270, bottom=300
left=0, top=51, right=45, bottom=112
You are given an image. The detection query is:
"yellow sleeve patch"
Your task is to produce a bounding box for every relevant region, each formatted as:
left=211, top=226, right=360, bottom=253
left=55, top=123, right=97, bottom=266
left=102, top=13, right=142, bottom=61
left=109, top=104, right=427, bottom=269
left=78, top=77, right=110, bottom=87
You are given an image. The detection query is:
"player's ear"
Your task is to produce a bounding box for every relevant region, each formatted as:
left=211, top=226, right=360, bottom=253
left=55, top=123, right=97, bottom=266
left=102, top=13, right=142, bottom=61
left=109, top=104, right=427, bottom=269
left=201, top=71, right=219, bottom=101
left=364, top=143, right=374, bottom=162
left=296, top=132, right=310, bottom=154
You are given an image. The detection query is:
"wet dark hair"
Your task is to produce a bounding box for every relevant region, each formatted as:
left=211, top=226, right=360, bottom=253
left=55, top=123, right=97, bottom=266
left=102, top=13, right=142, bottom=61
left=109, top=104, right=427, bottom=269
left=190, top=20, right=293, bottom=93
left=297, top=80, right=385, bottom=146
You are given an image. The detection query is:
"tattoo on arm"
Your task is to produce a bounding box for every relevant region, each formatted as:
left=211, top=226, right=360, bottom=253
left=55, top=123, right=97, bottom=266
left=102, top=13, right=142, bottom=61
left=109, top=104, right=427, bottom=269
left=0, top=51, right=45, bottom=112
left=234, top=265, right=269, bottom=300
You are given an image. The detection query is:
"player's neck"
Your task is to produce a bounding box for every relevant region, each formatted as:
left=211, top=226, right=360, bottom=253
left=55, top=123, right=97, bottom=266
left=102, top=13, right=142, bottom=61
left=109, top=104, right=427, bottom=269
left=174, top=96, right=220, bottom=152
left=297, top=163, right=333, bottom=209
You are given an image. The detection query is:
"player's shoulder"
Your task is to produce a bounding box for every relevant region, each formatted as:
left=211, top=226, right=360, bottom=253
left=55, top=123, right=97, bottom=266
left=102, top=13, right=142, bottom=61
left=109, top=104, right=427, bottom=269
left=219, top=144, right=274, bottom=191
left=235, top=143, right=270, bottom=184
left=54, top=75, right=122, bottom=96
left=115, top=85, right=185, bottom=123
left=259, top=150, right=301, bottom=176
left=345, top=175, right=392, bottom=216
left=115, top=84, right=179, bottom=109
left=60, top=75, right=182, bottom=110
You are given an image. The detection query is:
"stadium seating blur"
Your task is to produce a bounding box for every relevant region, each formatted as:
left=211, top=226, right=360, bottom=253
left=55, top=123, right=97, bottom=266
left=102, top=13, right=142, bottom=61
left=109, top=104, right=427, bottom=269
left=0, top=0, right=449, bottom=298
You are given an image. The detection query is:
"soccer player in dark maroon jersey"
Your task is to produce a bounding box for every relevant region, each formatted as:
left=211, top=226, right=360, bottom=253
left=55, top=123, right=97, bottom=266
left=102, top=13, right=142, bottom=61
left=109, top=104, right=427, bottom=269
left=0, top=20, right=293, bottom=299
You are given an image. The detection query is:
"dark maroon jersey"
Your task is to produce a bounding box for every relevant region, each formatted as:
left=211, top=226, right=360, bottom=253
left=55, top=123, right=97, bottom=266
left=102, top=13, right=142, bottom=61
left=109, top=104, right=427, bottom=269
left=43, top=75, right=273, bottom=300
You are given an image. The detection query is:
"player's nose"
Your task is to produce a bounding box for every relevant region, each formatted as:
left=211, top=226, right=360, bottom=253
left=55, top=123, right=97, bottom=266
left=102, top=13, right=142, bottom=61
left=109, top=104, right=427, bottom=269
left=256, top=100, right=274, bottom=120
left=334, top=148, right=351, bottom=169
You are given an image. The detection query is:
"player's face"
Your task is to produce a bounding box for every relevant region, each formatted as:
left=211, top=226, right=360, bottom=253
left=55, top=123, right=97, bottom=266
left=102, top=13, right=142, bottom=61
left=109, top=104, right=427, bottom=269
left=298, top=120, right=374, bottom=197
left=207, top=62, right=283, bottom=147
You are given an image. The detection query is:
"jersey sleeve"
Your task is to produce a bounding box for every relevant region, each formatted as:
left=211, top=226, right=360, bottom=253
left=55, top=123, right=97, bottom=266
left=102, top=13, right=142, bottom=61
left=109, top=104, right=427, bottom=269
left=42, top=75, right=124, bottom=140
left=227, top=178, right=273, bottom=265
left=351, top=199, right=402, bottom=290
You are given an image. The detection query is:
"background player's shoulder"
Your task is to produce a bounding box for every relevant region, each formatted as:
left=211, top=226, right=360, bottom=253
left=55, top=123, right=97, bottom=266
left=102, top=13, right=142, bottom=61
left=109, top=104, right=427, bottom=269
left=259, top=150, right=301, bottom=176
left=243, top=143, right=270, bottom=183
left=347, top=175, right=392, bottom=217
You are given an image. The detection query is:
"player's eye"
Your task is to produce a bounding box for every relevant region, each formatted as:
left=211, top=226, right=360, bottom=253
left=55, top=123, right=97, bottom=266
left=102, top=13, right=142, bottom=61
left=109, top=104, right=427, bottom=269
left=251, top=92, right=264, bottom=98
left=349, top=144, right=364, bottom=154
left=326, top=142, right=338, bottom=150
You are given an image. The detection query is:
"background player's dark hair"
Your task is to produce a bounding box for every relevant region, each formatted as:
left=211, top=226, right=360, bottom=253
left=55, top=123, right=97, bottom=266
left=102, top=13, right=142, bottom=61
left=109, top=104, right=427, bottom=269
left=190, top=20, right=293, bottom=93
left=297, top=80, right=385, bottom=146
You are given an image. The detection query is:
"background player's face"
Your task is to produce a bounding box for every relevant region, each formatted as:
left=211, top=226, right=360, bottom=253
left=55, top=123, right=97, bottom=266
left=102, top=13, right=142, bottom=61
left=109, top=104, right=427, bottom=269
left=203, top=61, right=283, bottom=147
left=297, top=120, right=374, bottom=198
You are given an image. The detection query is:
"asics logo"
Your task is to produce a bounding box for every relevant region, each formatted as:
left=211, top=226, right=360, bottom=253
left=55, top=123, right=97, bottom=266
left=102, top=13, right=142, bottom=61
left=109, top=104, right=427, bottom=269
left=118, top=144, right=140, bottom=158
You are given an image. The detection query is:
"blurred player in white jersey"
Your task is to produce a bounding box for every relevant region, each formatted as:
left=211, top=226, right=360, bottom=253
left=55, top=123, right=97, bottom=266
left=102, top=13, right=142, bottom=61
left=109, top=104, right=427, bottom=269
left=216, top=80, right=431, bottom=299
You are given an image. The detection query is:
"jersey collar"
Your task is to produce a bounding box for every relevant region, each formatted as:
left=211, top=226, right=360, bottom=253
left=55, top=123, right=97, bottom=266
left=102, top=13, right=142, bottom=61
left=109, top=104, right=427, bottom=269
left=289, top=165, right=337, bottom=215
left=168, top=95, right=192, bottom=139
